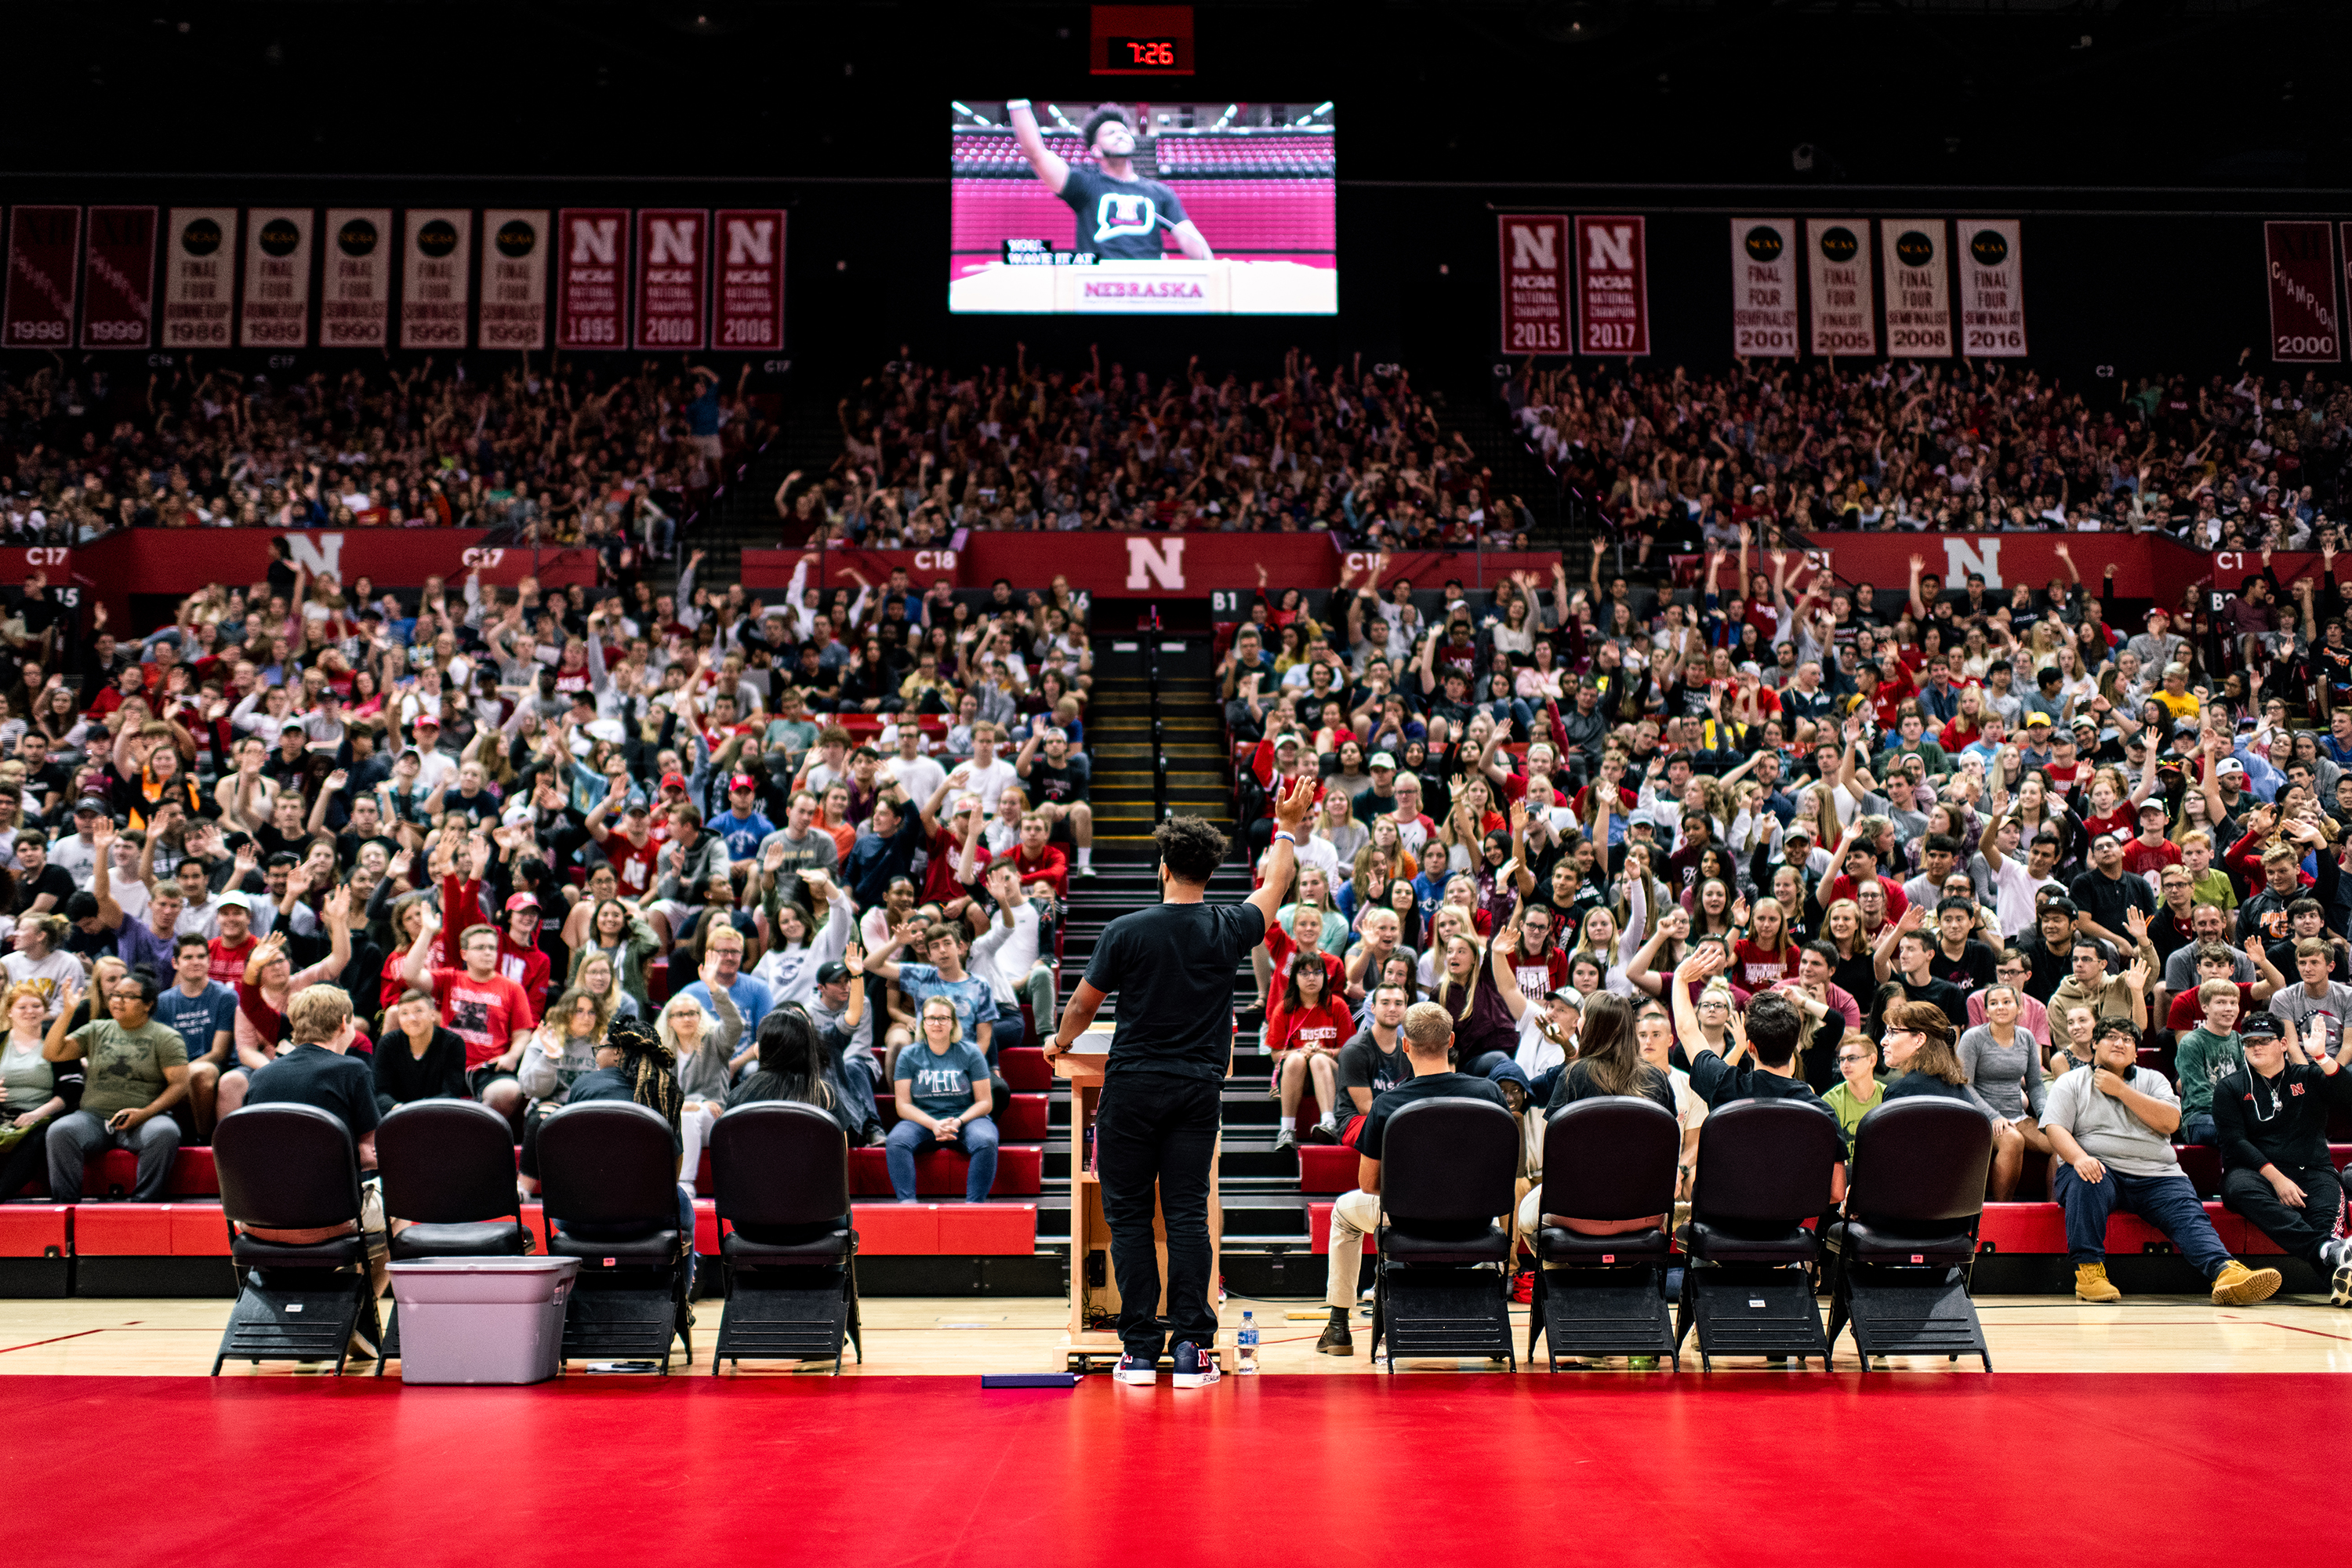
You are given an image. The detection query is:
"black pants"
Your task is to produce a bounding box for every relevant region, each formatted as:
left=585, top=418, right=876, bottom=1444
left=0, top=1120, right=48, bottom=1200
left=1094, top=1072, right=1221, bottom=1361
left=2222, top=1162, right=2346, bottom=1266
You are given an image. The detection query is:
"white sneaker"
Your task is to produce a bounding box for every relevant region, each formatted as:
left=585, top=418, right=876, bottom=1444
left=2326, top=1240, right=2352, bottom=1307
left=1171, top=1341, right=1221, bottom=1388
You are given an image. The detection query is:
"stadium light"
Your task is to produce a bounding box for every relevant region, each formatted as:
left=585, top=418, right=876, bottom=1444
left=1211, top=103, right=1236, bottom=129
left=952, top=100, right=994, bottom=125
left=1046, top=103, right=1080, bottom=130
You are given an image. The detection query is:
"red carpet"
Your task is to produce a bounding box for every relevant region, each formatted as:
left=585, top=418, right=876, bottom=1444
left=10, top=1374, right=2335, bottom=1565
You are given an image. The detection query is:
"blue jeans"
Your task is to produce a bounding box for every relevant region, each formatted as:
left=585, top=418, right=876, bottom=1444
left=2180, top=1114, right=2217, bottom=1147
left=884, top=1115, right=999, bottom=1203
left=992, top=1007, right=1026, bottom=1054
left=677, top=1183, right=699, bottom=1296
left=2054, top=1163, right=2231, bottom=1276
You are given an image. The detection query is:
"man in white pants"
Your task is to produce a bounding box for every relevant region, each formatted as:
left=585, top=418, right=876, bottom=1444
left=1316, top=1000, right=1511, bottom=1358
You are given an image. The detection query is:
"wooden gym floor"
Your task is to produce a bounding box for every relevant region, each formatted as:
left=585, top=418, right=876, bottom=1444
left=5, top=1290, right=2350, bottom=1376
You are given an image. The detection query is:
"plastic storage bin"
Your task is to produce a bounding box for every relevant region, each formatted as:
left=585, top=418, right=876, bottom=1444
left=389, top=1258, right=580, bottom=1385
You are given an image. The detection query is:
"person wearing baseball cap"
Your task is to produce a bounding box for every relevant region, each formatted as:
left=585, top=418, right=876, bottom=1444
left=495, top=891, right=553, bottom=1011
left=713, top=773, right=774, bottom=863
left=408, top=716, right=456, bottom=792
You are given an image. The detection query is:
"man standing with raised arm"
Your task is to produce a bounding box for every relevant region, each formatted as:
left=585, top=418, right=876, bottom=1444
left=1004, top=100, right=1215, bottom=261
left=1049, top=776, right=1313, bottom=1388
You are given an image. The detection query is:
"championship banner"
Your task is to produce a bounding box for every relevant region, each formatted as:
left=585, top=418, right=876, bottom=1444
left=479, top=209, right=548, bottom=350
left=1878, top=220, right=1951, bottom=358
left=555, top=208, right=627, bottom=349
left=632, top=208, right=708, bottom=351
left=2266, top=220, right=2340, bottom=363
left=318, top=209, right=390, bottom=348
left=1497, top=215, right=1571, bottom=354
left=161, top=208, right=237, bottom=348
left=81, top=205, right=157, bottom=350
left=1573, top=214, right=1648, bottom=356
left=2, top=207, right=81, bottom=349
left=238, top=208, right=314, bottom=348
left=1729, top=219, right=1798, bottom=357
left=1805, top=219, right=1877, bottom=358
left=400, top=209, right=472, bottom=350
left=713, top=209, right=785, bottom=350
left=1957, top=220, right=2026, bottom=357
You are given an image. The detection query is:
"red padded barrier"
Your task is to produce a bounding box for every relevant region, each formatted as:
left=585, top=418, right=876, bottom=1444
left=1976, top=1201, right=2246, bottom=1254
left=72, top=1203, right=179, bottom=1255
left=1000, top=1047, right=1051, bottom=1094
left=849, top=1203, right=938, bottom=1254
left=936, top=1203, right=1036, bottom=1255
left=0, top=1205, right=70, bottom=1257
left=171, top=1207, right=234, bottom=1255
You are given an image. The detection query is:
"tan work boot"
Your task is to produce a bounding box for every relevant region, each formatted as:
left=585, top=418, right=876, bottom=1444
left=2211, top=1261, right=2283, bottom=1307
left=2074, top=1262, right=2122, bottom=1302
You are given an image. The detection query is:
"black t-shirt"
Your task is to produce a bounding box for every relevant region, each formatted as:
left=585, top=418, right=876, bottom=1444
left=1686, top=1050, right=1836, bottom=1119
left=1356, top=1071, right=1509, bottom=1163
left=372, top=1026, right=469, bottom=1107
left=1928, top=938, right=1998, bottom=991
left=1875, top=976, right=1972, bottom=1039
left=1026, top=756, right=1091, bottom=807
left=1084, top=899, right=1265, bottom=1080
left=1058, top=166, right=1188, bottom=260
left=2068, top=867, right=2155, bottom=939
left=12, top=862, right=71, bottom=915
left=245, top=1044, right=381, bottom=1141
left=1336, top=1028, right=1407, bottom=1107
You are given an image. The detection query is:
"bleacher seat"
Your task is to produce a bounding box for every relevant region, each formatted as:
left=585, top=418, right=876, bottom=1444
left=847, top=1144, right=1043, bottom=1198
left=1298, top=1144, right=1356, bottom=1194
left=1307, top=1200, right=1377, bottom=1255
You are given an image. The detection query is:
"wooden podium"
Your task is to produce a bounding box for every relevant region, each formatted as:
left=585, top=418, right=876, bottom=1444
left=1053, top=1029, right=1233, bottom=1373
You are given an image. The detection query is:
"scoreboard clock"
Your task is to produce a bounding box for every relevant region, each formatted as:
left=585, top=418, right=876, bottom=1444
left=1091, top=5, right=1193, bottom=75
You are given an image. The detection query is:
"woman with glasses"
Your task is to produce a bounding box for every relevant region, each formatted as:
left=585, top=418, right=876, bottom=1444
left=1956, top=982, right=2052, bottom=1198
left=1878, top=1002, right=1982, bottom=1109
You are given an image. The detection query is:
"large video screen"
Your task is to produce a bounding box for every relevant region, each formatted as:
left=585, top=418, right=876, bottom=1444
left=949, top=100, right=1335, bottom=315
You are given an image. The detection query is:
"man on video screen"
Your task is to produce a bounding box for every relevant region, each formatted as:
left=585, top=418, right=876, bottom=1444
left=1004, top=100, right=1214, bottom=262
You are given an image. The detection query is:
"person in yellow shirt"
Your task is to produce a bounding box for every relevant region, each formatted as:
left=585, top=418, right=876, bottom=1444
left=2152, top=662, right=2201, bottom=722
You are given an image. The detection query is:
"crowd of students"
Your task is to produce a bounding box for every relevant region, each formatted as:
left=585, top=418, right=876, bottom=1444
left=1506, top=354, right=2350, bottom=564
left=0, top=354, right=773, bottom=573
left=1218, top=532, right=2352, bottom=1330
left=787, top=344, right=1537, bottom=549
left=0, top=550, right=1093, bottom=1218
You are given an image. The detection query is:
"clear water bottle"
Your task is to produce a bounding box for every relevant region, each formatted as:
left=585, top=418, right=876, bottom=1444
left=1236, top=1311, right=1259, bottom=1373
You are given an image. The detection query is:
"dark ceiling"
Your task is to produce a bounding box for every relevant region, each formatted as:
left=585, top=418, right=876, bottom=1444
left=4, top=0, right=2339, bottom=190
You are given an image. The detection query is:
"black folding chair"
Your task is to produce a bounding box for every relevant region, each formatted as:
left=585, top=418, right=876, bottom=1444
left=1527, top=1096, right=1682, bottom=1372
left=1674, top=1098, right=1841, bottom=1370
left=540, top=1101, right=693, bottom=1374
left=1825, top=1098, right=1994, bottom=1372
left=209, top=1103, right=383, bottom=1377
left=1368, top=1096, right=1520, bottom=1372
left=709, top=1101, right=862, bottom=1375
left=372, top=1098, right=532, bottom=1375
